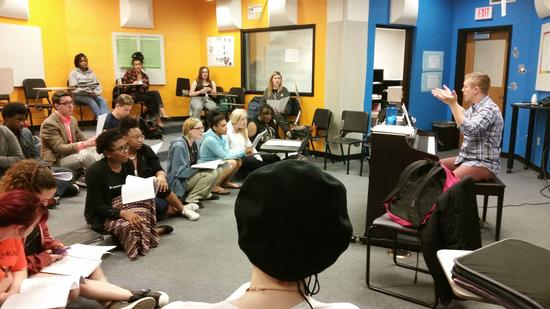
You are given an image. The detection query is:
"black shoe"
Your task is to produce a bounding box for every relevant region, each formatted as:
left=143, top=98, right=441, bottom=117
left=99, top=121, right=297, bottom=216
left=204, top=194, right=220, bottom=201
left=154, top=225, right=173, bottom=235
left=62, top=184, right=80, bottom=197
left=130, top=289, right=169, bottom=307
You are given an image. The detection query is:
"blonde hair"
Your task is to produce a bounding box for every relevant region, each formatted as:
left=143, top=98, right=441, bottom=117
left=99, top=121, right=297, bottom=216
left=182, top=117, right=202, bottom=138
left=267, top=71, right=283, bottom=97
left=465, top=72, right=491, bottom=95
left=229, top=109, right=249, bottom=140
left=116, top=94, right=134, bottom=106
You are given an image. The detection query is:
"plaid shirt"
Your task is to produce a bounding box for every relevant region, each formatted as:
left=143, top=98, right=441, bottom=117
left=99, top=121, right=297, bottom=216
left=455, top=96, right=503, bottom=175
left=122, top=69, right=149, bottom=98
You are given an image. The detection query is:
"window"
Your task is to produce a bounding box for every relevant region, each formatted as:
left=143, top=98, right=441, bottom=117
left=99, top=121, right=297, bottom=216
left=241, top=24, right=315, bottom=96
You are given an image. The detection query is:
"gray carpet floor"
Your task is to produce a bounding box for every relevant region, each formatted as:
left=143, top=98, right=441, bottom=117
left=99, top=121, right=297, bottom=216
left=46, top=120, right=550, bottom=309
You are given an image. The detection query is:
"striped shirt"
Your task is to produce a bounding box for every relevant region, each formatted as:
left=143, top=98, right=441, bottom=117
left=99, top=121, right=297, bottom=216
left=455, top=96, right=504, bottom=175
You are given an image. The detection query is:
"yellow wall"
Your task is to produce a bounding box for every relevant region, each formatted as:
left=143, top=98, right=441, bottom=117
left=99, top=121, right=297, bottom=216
left=1, top=0, right=326, bottom=127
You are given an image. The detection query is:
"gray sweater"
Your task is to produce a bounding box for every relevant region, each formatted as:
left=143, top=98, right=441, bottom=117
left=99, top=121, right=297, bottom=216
left=68, top=67, right=102, bottom=96
left=0, top=125, right=24, bottom=174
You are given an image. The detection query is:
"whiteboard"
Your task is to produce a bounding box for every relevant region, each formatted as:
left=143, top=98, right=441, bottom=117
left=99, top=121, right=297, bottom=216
left=112, top=33, right=166, bottom=85
left=535, top=22, right=550, bottom=91
left=0, top=24, right=45, bottom=87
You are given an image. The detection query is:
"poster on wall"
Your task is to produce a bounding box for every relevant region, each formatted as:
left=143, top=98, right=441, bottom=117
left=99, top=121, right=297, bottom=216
left=422, top=51, right=444, bottom=72
left=421, top=72, right=442, bottom=92
left=207, top=36, right=234, bottom=67
left=535, top=22, right=550, bottom=91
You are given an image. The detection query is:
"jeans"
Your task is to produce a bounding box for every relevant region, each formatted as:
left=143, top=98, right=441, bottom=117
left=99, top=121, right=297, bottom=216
left=75, top=95, right=110, bottom=116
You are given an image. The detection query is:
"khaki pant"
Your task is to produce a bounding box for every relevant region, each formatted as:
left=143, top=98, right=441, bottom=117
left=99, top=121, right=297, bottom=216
left=184, top=168, right=219, bottom=203
left=58, top=147, right=101, bottom=173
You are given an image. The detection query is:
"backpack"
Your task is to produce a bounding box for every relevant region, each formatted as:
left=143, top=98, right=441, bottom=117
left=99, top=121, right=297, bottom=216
left=138, top=117, right=163, bottom=140
left=384, top=160, right=459, bottom=228
left=247, top=96, right=265, bottom=120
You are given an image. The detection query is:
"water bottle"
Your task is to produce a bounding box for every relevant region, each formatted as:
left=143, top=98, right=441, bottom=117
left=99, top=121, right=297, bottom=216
left=386, top=104, right=397, bottom=125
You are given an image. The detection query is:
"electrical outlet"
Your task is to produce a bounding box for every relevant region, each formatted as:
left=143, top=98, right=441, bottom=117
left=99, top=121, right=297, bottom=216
left=537, top=137, right=541, bottom=146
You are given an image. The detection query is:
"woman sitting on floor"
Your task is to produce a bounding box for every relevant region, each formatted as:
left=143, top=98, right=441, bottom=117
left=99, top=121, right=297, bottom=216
left=247, top=104, right=280, bottom=150
left=227, top=109, right=279, bottom=179
left=199, top=111, right=253, bottom=195
left=0, top=160, right=167, bottom=308
left=0, top=190, right=46, bottom=305
left=167, top=117, right=219, bottom=208
left=119, top=116, right=200, bottom=221
left=85, top=129, right=167, bottom=260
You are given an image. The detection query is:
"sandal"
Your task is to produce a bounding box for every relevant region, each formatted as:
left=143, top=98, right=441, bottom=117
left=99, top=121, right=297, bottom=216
left=223, top=182, right=241, bottom=189
left=212, top=188, right=230, bottom=195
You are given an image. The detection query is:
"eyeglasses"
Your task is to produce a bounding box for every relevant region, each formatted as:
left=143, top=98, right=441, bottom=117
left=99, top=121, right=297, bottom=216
left=201, top=71, right=209, bottom=74
left=58, top=100, right=74, bottom=106
left=111, top=145, right=130, bottom=153
left=192, top=126, right=204, bottom=131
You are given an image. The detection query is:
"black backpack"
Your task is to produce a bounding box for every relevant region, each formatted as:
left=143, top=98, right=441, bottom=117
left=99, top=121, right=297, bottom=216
left=384, top=160, right=458, bottom=228
left=247, top=96, right=265, bottom=120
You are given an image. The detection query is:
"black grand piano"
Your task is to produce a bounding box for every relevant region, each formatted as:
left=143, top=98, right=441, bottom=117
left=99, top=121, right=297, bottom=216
left=364, top=128, right=438, bottom=245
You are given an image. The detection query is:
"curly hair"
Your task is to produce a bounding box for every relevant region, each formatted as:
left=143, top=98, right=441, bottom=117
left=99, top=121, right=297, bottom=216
left=0, top=160, right=56, bottom=194
left=96, top=129, right=124, bottom=154
left=118, top=116, right=140, bottom=136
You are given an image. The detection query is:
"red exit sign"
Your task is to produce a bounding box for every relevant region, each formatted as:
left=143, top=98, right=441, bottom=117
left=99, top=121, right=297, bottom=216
left=475, top=6, right=493, bottom=20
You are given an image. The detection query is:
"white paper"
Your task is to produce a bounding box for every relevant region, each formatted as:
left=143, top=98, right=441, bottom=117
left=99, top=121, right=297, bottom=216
left=266, top=96, right=290, bottom=114
left=191, top=160, right=224, bottom=170
left=263, top=139, right=302, bottom=147
left=150, top=142, right=163, bottom=154
left=121, top=175, right=157, bottom=204
left=67, top=244, right=116, bottom=260
left=285, top=48, right=299, bottom=63
left=251, top=130, right=268, bottom=149
left=2, top=276, right=79, bottom=309
left=96, top=113, right=108, bottom=136
left=40, top=256, right=101, bottom=278
left=53, top=171, right=73, bottom=182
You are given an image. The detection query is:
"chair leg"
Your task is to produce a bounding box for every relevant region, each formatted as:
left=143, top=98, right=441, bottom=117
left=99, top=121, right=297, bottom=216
left=346, top=144, right=351, bottom=175
left=340, top=144, right=345, bottom=165
left=79, top=105, right=84, bottom=122
left=482, top=195, right=489, bottom=221
left=359, top=142, right=365, bottom=176
left=495, top=193, right=504, bottom=241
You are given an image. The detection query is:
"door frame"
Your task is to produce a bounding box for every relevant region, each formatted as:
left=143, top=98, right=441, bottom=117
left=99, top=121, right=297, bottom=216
left=454, top=25, right=513, bottom=118
left=374, top=24, right=414, bottom=109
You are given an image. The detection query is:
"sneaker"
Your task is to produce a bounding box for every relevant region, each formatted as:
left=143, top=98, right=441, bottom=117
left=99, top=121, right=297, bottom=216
left=185, top=203, right=200, bottom=212
left=107, top=297, right=156, bottom=309
left=130, top=289, right=170, bottom=307
left=75, top=175, right=87, bottom=187
left=182, top=205, right=200, bottom=221
left=62, top=184, right=80, bottom=197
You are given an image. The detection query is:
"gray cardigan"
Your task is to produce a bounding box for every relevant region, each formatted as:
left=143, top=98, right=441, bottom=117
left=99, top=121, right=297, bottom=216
left=166, top=137, right=199, bottom=198
left=0, top=125, right=24, bottom=174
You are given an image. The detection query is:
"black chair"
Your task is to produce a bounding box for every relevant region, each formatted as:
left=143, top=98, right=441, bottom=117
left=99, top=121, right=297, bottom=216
left=475, top=176, right=506, bottom=241
left=0, top=94, right=10, bottom=102
left=175, top=77, right=190, bottom=97
left=366, top=214, right=438, bottom=308
left=324, top=110, right=370, bottom=176
left=22, top=78, right=54, bottom=128
left=309, top=108, right=333, bottom=154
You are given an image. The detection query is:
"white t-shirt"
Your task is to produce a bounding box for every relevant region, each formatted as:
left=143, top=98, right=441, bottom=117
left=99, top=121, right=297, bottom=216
left=226, top=121, right=261, bottom=160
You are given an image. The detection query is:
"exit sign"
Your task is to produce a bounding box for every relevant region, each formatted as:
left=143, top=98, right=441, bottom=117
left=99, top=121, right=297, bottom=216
left=475, top=6, right=493, bottom=20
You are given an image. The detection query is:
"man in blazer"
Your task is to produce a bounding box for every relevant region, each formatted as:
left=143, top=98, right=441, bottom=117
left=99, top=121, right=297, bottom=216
left=40, top=91, right=100, bottom=182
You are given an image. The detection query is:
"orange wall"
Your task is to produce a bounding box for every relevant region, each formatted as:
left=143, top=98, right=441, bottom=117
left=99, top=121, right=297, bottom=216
left=1, top=0, right=326, bottom=126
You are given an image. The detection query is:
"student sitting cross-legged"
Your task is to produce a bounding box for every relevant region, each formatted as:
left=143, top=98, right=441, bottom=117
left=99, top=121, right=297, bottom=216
left=85, top=129, right=168, bottom=260
left=167, top=117, right=219, bottom=208
left=119, top=116, right=200, bottom=221
left=164, top=160, right=358, bottom=309
left=0, top=160, right=168, bottom=308
left=198, top=111, right=253, bottom=195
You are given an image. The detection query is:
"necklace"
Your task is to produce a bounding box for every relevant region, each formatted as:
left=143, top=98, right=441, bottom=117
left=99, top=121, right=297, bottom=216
left=246, top=287, right=298, bottom=293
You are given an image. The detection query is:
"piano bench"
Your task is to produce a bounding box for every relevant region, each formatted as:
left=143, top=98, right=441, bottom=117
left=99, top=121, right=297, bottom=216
left=474, top=176, right=506, bottom=241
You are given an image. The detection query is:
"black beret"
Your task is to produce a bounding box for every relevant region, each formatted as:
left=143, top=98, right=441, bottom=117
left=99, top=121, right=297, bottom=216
left=235, top=160, right=352, bottom=282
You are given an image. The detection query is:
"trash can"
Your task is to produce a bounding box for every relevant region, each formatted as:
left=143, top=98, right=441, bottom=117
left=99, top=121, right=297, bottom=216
left=432, top=121, right=459, bottom=151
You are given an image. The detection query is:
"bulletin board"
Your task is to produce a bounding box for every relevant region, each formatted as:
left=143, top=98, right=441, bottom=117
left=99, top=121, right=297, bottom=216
left=112, top=33, right=165, bottom=85
left=536, top=22, right=550, bottom=91
left=0, top=24, right=45, bottom=87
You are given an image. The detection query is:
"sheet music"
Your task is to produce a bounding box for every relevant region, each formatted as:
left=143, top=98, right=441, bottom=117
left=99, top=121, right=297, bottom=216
left=150, top=142, right=163, bottom=154
left=121, top=175, right=157, bottom=204
left=191, top=160, right=224, bottom=170
left=263, top=139, right=302, bottom=147
left=67, top=244, right=116, bottom=260
left=40, top=256, right=101, bottom=278
left=267, top=96, right=290, bottom=114
left=96, top=113, right=107, bottom=136
left=371, top=124, right=416, bottom=137
left=251, top=130, right=268, bottom=149
left=2, top=276, right=80, bottom=309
